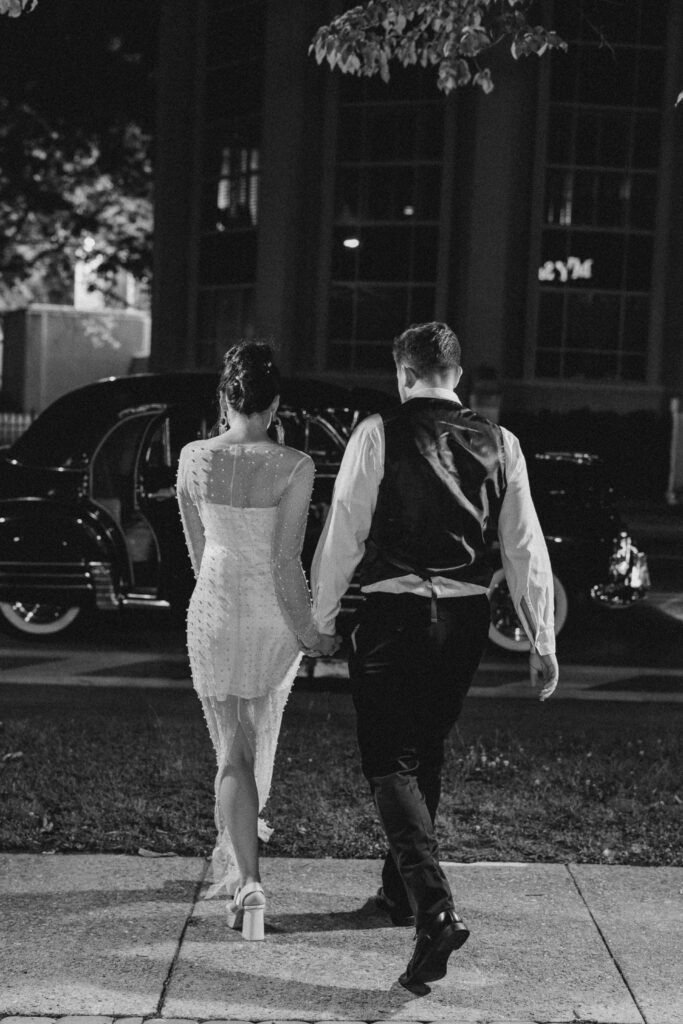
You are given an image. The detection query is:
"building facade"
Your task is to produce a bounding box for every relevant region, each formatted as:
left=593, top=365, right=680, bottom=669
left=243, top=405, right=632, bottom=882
left=152, top=0, right=683, bottom=420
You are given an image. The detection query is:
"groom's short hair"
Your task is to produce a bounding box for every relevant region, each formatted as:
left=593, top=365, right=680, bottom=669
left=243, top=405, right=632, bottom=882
left=393, top=322, right=461, bottom=378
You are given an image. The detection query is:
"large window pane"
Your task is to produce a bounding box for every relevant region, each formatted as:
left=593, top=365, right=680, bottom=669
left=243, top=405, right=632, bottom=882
left=578, top=47, right=637, bottom=106
left=328, top=286, right=354, bottom=340
left=409, top=286, right=436, bottom=324
left=203, top=115, right=261, bottom=177
left=565, top=292, right=621, bottom=350
left=358, top=227, right=413, bottom=281
left=632, top=113, right=661, bottom=168
left=547, top=106, right=575, bottom=164
left=628, top=174, right=657, bottom=229
left=535, top=350, right=562, bottom=378
left=337, top=106, right=364, bottom=162
left=597, top=112, right=632, bottom=168
left=331, top=73, right=444, bottom=370
left=624, top=234, right=654, bottom=289
left=197, top=286, right=254, bottom=343
left=567, top=232, right=625, bottom=290
left=622, top=295, right=650, bottom=351
left=636, top=48, right=666, bottom=108
left=356, top=343, right=395, bottom=371
left=356, top=287, right=410, bottom=342
left=564, top=351, right=618, bottom=380
left=362, top=165, right=419, bottom=221
left=537, top=292, right=564, bottom=348
left=534, top=0, right=662, bottom=383
left=361, top=103, right=444, bottom=161
left=620, top=354, right=647, bottom=381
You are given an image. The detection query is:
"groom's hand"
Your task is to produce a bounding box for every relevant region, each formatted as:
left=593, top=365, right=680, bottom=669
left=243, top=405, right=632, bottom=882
left=299, top=633, right=342, bottom=658
left=314, top=633, right=342, bottom=657
left=529, top=651, right=559, bottom=701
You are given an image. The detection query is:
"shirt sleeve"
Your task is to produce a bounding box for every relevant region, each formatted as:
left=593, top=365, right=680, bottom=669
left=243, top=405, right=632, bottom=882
left=311, top=415, right=383, bottom=635
left=497, top=429, right=556, bottom=656
left=176, top=448, right=205, bottom=579
left=271, top=454, right=319, bottom=648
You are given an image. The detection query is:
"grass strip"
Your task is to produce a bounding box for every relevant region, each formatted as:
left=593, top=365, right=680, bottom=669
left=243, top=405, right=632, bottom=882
left=0, top=683, right=680, bottom=865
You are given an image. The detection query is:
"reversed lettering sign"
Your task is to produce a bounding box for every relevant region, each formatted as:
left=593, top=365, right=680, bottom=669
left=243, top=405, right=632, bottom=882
left=538, top=257, right=593, bottom=283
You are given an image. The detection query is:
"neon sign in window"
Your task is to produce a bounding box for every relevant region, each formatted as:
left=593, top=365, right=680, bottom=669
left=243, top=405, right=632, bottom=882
left=538, top=257, right=593, bottom=283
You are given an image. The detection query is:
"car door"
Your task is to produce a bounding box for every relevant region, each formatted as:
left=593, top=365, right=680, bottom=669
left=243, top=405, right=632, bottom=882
left=89, top=408, right=167, bottom=593
left=135, top=407, right=209, bottom=608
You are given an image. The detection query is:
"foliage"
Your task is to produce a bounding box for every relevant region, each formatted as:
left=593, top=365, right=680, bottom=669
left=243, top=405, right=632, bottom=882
left=0, top=0, right=36, bottom=14
left=311, top=0, right=567, bottom=94
left=0, top=101, right=152, bottom=308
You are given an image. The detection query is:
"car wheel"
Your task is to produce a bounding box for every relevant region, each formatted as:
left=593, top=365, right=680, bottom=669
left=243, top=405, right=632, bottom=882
left=488, top=569, right=568, bottom=653
left=0, top=601, right=82, bottom=639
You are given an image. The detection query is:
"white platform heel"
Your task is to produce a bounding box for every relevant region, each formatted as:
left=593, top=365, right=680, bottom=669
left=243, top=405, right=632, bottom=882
left=226, top=881, right=266, bottom=941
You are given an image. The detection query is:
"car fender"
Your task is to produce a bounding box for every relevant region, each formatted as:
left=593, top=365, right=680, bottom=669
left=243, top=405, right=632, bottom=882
left=0, top=497, right=126, bottom=577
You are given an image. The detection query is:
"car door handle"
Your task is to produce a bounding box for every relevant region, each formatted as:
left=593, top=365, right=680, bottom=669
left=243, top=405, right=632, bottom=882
left=146, top=486, right=176, bottom=500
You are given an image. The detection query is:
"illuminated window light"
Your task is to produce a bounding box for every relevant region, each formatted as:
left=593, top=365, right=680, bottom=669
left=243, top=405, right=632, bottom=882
left=343, top=236, right=360, bottom=249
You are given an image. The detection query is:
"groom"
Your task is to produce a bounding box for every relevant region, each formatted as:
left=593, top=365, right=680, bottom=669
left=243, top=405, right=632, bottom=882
left=311, top=322, right=558, bottom=989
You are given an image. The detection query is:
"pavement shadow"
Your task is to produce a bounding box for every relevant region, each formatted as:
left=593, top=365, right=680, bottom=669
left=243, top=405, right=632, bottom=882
left=252, top=897, right=400, bottom=934
left=1, top=878, right=200, bottom=915
left=166, top=965, right=428, bottom=1020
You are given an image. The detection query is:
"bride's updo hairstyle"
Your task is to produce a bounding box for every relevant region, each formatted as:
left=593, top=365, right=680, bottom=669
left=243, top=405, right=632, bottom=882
left=218, top=341, right=281, bottom=416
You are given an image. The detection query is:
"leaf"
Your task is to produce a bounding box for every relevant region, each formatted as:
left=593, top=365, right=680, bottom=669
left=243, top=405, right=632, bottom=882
left=0, top=0, right=36, bottom=15
left=138, top=847, right=177, bottom=858
left=2, top=750, right=24, bottom=762
left=473, top=68, right=494, bottom=94
left=677, top=91, right=683, bottom=108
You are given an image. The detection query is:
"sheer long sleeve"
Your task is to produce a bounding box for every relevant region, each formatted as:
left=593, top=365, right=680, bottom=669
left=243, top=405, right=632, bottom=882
left=176, top=449, right=205, bottom=578
left=271, top=454, right=319, bottom=648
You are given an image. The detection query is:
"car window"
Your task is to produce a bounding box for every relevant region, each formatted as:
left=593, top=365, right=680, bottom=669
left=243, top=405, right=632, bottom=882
left=141, top=410, right=210, bottom=475
left=278, top=411, right=344, bottom=472
left=90, top=413, right=159, bottom=524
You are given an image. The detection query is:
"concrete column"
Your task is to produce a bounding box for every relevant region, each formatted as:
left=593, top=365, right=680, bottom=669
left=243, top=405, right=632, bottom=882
left=150, top=0, right=204, bottom=372
left=449, top=52, right=539, bottom=382
left=254, top=1, right=320, bottom=375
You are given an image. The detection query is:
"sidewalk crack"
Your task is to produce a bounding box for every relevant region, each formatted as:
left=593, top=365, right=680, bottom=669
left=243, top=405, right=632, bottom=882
left=566, top=863, right=648, bottom=1024
left=156, top=857, right=209, bottom=1016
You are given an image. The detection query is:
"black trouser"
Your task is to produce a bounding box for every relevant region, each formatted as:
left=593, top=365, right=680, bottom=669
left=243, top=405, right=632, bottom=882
left=349, top=591, right=491, bottom=930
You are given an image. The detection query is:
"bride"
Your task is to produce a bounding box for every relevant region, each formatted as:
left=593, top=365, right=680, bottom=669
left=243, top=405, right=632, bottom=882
left=176, top=342, right=338, bottom=940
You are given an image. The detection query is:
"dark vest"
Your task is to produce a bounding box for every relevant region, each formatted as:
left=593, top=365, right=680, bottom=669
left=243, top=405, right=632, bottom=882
left=359, top=398, right=507, bottom=590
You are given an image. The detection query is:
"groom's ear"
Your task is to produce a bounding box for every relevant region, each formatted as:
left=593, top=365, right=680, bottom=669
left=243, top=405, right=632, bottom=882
left=403, top=364, right=419, bottom=389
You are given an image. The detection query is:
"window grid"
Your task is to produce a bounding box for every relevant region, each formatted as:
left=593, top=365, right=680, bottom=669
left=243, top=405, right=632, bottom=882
left=534, top=0, right=665, bottom=383
left=329, top=75, right=445, bottom=373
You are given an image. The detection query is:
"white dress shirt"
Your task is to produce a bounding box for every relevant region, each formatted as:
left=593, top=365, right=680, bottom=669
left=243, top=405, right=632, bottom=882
left=311, top=385, right=556, bottom=656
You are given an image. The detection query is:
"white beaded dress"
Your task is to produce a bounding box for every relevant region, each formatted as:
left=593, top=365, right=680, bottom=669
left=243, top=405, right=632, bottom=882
left=176, top=437, right=319, bottom=898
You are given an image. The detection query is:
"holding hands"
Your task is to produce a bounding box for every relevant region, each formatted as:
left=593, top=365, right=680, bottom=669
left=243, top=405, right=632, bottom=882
left=299, top=632, right=342, bottom=658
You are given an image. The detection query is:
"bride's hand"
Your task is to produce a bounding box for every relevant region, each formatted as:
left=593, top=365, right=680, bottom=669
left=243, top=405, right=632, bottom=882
left=299, top=633, right=341, bottom=658
left=315, top=633, right=341, bottom=657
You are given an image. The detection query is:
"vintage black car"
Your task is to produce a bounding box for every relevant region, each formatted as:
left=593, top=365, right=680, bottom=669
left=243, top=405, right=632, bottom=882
left=488, top=451, right=650, bottom=651
left=0, top=373, right=389, bottom=638
left=0, top=374, right=649, bottom=648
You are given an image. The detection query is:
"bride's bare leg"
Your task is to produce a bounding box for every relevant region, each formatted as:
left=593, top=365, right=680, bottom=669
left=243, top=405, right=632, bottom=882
left=219, top=722, right=260, bottom=885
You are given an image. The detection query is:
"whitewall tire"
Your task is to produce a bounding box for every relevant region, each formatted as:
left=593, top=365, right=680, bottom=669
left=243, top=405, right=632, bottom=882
left=488, top=569, right=568, bottom=653
left=0, top=601, right=82, bottom=638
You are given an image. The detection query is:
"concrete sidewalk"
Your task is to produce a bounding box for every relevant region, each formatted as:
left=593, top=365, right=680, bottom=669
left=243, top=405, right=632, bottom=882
left=1, top=855, right=681, bottom=1024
